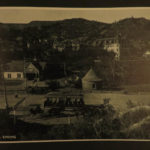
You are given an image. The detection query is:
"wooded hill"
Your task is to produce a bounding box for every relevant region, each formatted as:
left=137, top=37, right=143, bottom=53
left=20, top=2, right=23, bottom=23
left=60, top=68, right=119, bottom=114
left=0, top=17, right=150, bottom=86
left=0, top=17, right=150, bottom=62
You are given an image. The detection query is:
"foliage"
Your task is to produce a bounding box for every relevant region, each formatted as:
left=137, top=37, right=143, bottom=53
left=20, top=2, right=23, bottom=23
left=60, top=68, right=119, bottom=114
left=1, top=17, right=150, bottom=61
left=1, top=18, right=150, bottom=86
left=46, top=80, right=60, bottom=91
left=126, top=99, right=136, bottom=109
left=120, top=106, right=150, bottom=129
left=26, top=87, right=49, bottom=94
left=0, top=110, right=15, bottom=135
left=77, top=99, right=123, bottom=138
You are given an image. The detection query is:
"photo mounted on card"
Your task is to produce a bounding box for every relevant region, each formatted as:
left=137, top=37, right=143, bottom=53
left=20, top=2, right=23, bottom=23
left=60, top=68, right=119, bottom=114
left=0, top=7, right=150, bottom=142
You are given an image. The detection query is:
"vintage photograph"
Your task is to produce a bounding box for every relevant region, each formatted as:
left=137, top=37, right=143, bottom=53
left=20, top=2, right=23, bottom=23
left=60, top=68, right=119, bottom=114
left=0, top=7, right=150, bottom=141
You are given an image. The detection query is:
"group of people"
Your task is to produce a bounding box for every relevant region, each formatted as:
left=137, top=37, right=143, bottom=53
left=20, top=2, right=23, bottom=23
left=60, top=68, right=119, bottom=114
left=44, top=96, right=84, bottom=108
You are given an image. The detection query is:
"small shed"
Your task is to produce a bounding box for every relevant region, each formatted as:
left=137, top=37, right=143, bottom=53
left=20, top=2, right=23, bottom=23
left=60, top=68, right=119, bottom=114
left=25, top=62, right=40, bottom=80
left=82, top=68, right=102, bottom=90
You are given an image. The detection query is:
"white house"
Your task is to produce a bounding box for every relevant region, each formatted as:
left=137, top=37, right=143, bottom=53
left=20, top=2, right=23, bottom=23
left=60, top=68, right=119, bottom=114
left=3, top=61, right=25, bottom=80
left=3, top=60, right=40, bottom=81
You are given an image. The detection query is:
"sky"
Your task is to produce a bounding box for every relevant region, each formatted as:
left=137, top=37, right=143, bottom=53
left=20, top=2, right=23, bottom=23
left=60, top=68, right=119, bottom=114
left=0, top=7, right=150, bottom=23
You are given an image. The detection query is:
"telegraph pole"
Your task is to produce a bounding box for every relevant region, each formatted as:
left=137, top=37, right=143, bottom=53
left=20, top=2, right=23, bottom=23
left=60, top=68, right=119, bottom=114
left=4, top=78, right=9, bottom=111
left=64, top=62, right=67, bottom=77
left=23, top=58, right=27, bottom=91
left=1, top=64, right=9, bottom=111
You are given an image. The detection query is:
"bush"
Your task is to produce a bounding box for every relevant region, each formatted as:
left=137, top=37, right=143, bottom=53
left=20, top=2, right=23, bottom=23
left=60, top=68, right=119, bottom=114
left=125, top=116, right=150, bottom=139
left=0, top=110, right=14, bottom=135
left=46, top=81, right=60, bottom=91
left=27, top=87, right=48, bottom=94
left=77, top=99, right=123, bottom=138
left=120, top=106, right=150, bottom=129
left=126, top=99, right=136, bottom=109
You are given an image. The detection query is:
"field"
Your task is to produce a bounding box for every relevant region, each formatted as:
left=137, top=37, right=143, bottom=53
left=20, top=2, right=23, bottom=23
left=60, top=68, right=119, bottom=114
left=84, top=91, right=150, bottom=112
left=1, top=90, right=150, bottom=112
left=1, top=90, right=150, bottom=138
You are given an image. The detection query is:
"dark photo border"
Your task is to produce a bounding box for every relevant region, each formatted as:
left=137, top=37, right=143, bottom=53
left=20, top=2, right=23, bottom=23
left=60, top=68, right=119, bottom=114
left=0, top=0, right=149, bottom=7
left=0, top=0, right=150, bottom=150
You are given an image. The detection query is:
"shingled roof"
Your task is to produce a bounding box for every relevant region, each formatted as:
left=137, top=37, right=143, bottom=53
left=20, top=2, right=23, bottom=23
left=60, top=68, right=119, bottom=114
left=82, top=68, right=101, bottom=82
left=4, top=60, right=43, bottom=72
left=4, top=61, right=25, bottom=72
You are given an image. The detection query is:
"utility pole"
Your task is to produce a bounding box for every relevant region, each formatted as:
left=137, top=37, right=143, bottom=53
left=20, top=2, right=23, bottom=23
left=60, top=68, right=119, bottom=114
left=67, top=115, right=71, bottom=125
left=111, top=59, right=115, bottom=83
left=3, top=78, right=9, bottom=111
left=1, top=64, right=9, bottom=111
left=64, top=62, right=67, bottom=77
left=13, top=109, right=16, bottom=126
left=23, top=58, right=27, bottom=91
left=13, top=97, right=26, bottom=127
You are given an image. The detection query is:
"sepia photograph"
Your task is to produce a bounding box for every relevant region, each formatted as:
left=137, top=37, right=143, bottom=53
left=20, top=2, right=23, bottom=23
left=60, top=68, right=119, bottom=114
left=0, top=7, right=150, bottom=141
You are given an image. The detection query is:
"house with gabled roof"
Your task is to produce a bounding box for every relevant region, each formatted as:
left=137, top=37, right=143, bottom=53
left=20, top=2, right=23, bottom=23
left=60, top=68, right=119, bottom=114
left=82, top=68, right=102, bottom=90
left=3, top=60, right=41, bottom=81
left=3, top=61, right=25, bottom=80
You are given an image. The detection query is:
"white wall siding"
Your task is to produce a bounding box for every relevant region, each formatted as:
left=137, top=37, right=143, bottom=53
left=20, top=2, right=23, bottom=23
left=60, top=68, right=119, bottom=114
left=104, top=42, right=120, bottom=60
left=82, top=81, right=95, bottom=91
left=4, top=72, right=24, bottom=80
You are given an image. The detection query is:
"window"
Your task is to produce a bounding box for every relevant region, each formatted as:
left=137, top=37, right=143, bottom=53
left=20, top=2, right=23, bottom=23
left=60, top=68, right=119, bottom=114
left=8, top=74, right=11, bottom=79
left=17, top=73, right=21, bottom=78
left=92, top=83, right=96, bottom=89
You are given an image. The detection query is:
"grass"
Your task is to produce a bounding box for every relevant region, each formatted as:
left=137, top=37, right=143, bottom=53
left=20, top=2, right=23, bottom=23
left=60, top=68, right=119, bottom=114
left=2, top=83, right=150, bottom=139
left=1, top=90, right=150, bottom=112
left=123, top=84, right=150, bottom=93
left=19, top=114, right=81, bottom=125
left=120, top=106, right=150, bottom=128
left=84, top=91, right=150, bottom=112
left=0, top=94, right=45, bottom=109
left=2, top=84, right=150, bottom=127
left=123, top=114, right=150, bottom=139
left=2, top=91, right=150, bottom=139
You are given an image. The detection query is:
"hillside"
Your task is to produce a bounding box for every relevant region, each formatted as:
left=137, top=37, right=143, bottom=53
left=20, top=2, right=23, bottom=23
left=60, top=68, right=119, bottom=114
left=0, top=17, right=150, bottom=85
left=0, top=17, right=150, bottom=60
left=0, top=17, right=150, bottom=61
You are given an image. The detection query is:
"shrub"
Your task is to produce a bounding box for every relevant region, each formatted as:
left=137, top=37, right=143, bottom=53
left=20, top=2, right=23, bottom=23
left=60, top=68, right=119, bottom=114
left=46, top=81, right=60, bottom=91
left=125, top=116, right=150, bottom=139
left=120, top=106, right=150, bottom=129
left=126, top=99, right=136, bottom=109
left=0, top=110, right=14, bottom=135
left=78, top=99, right=123, bottom=138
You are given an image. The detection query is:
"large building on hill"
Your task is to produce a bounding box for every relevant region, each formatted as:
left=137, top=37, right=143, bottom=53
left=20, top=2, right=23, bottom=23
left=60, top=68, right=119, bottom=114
left=51, top=35, right=120, bottom=60
left=86, top=37, right=120, bottom=60
left=143, top=50, right=150, bottom=58
left=103, top=37, right=120, bottom=60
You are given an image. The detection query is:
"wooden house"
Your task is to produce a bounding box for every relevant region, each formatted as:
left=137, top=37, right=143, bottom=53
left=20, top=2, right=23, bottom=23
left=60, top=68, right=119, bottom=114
left=3, top=60, right=40, bottom=81
left=82, top=68, right=102, bottom=90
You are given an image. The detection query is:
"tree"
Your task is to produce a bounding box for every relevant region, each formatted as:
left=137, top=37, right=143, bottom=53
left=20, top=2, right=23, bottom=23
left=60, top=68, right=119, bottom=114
left=72, top=99, right=123, bottom=138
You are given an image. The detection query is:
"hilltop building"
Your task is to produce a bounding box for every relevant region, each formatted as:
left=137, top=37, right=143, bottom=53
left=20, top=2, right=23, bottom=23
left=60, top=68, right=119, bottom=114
left=88, top=37, right=120, bottom=60
left=143, top=50, right=150, bottom=58
left=103, top=38, right=120, bottom=60
left=52, top=41, right=66, bottom=52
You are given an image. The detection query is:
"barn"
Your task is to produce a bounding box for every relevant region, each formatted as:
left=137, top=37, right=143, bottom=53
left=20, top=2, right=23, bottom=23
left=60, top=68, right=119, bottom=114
left=82, top=68, right=102, bottom=91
